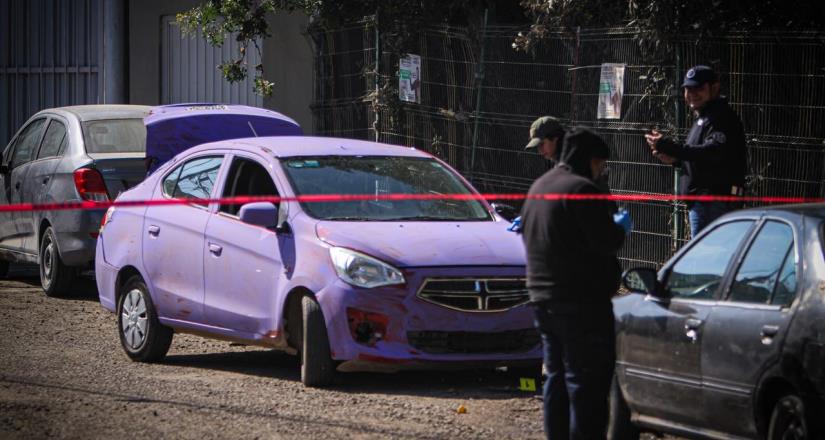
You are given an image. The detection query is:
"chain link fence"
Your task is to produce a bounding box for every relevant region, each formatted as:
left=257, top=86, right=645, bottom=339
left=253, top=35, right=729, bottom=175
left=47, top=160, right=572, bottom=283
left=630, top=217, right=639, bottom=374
left=311, top=21, right=825, bottom=268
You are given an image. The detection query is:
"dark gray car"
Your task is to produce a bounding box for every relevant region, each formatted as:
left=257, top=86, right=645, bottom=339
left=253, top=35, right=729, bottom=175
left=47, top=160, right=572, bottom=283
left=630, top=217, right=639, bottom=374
left=0, top=105, right=150, bottom=296
left=610, top=204, right=825, bottom=440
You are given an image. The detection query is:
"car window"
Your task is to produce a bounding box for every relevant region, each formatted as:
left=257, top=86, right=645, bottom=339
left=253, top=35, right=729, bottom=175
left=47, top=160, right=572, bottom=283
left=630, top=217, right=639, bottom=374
left=220, top=157, right=279, bottom=216
left=281, top=155, right=491, bottom=221
left=10, top=118, right=47, bottom=169
left=771, top=246, right=797, bottom=306
left=728, top=221, right=794, bottom=304
left=665, top=221, right=754, bottom=300
left=82, top=119, right=146, bottom=153
left=37, top=120, right=67, bottom=159
left=161, top=164, right=183, bottom=198
left=171, top=156, right=222, bottom=200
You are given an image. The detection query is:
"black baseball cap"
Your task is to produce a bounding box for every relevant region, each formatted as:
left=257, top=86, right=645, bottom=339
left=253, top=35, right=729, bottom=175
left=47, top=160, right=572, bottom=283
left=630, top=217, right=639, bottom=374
left=681, top=65, right=719, bottom=88
left=525, top=116, right=565, bottom=150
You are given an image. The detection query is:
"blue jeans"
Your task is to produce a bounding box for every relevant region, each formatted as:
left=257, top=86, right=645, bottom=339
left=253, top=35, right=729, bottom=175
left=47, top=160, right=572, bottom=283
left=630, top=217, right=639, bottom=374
left=688, top=201, right=736, bottom=238
left=533, top=303, right=616, bottom=440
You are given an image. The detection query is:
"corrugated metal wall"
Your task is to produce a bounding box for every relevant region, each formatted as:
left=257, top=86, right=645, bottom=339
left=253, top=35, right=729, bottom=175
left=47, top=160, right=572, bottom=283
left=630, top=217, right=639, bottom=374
left=161, top=16, right=263, bottom=107
left=0, top=0, right=104, bottom=148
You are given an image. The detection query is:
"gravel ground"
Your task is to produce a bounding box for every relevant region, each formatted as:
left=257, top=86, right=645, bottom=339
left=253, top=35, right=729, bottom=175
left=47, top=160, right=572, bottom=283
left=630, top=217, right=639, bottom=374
left=0, top=265, right=549, bottom=439
left=0, top=265, right=669, bottom=439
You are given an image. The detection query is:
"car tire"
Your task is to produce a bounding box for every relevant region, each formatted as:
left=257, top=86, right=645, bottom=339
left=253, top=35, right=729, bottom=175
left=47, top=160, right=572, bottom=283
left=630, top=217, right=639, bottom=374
left=767, top=394, right=809, bottom=440
left=608, top=374, right=640, bottom=440
left=117, top=275, right=173, bottom=362
left=0, top=260, right=9, bottom=278
left=39, top=226, right=76, bottom=297
left=300, top=295, right=335, bottom=387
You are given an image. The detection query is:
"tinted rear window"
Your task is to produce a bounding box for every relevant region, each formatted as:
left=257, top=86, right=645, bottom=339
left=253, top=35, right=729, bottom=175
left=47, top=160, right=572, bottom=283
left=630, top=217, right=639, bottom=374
left=82, top=119, right=146, bottom=153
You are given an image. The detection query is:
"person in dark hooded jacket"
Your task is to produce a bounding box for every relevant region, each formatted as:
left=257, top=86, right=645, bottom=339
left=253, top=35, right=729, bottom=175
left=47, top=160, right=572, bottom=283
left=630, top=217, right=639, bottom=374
left=520, top=128, right=627, bottom=439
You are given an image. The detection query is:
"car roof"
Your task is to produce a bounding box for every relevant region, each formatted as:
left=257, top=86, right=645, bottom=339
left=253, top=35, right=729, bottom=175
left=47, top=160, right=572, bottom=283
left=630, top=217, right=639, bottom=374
left=40, top=105, right=152, bottom=122
left=191, top=136, right=434, bottom=159
left=736, top=203, right=825, bottom=219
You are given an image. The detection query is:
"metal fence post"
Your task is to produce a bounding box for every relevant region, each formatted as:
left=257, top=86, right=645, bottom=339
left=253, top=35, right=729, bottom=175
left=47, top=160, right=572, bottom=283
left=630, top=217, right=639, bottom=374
left=373, top=13, right=380, bottom=142
left=468, top=8, right=489, bottom=183
left=673, top=45, right=684, bottom=249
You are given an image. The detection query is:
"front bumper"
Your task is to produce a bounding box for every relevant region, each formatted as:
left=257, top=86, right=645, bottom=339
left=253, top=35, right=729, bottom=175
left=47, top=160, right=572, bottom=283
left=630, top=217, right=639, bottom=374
left=316, top=266, right=542, bottom=370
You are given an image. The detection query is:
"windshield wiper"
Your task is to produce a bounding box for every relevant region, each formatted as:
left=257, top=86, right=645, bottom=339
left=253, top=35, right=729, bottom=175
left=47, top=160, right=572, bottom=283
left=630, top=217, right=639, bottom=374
left=381, top=216, right=466, bottom=221
left=323, top=216, right=371, bottom=221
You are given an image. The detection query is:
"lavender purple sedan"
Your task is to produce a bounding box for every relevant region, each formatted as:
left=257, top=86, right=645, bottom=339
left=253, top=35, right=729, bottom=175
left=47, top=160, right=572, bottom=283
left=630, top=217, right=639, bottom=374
left=96, top=136, right=539, bottom=386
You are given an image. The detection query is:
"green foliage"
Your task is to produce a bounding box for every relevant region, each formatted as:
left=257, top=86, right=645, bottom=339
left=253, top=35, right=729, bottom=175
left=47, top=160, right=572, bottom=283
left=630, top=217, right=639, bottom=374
left=178, top=0, right=494, bottom=99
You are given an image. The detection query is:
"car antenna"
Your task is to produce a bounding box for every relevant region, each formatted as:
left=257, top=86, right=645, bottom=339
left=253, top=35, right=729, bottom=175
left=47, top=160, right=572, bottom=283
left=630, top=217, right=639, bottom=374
left=247, top=121, right=259, bottom=137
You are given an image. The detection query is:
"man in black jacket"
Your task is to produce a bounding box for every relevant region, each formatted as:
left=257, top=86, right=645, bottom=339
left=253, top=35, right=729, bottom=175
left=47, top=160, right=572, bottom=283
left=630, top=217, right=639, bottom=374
left=520, top=128, right=627, bottom=439
left=645, top=65, right=747, bottom=237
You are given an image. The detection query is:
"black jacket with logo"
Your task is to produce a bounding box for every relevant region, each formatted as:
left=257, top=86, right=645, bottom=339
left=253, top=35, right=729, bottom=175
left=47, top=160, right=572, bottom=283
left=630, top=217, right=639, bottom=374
left=656, top=97, right=747, bottom=196
left=520, top=134, right=625, bottom=305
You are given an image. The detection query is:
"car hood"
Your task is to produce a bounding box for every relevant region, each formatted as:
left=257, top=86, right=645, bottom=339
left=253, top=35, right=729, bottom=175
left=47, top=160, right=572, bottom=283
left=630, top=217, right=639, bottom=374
left=315, top=220, right=526, bottom=267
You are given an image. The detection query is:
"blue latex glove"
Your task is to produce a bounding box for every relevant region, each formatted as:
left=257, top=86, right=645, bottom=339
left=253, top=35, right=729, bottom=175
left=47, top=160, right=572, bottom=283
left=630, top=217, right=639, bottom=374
left=507, top=216, right=522, bottom=233
left=613, top=209, right=633, bottom=235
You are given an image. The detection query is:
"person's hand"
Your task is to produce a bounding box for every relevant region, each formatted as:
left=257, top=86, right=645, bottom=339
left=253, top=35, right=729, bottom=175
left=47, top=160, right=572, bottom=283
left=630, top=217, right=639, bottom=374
left=653, top=151, right=677, bottom=164
left=645, top=130, right=662, bottom=150
left=507, top=216, right=522, bottom=233
left=613, top=209, right=633, bottom=235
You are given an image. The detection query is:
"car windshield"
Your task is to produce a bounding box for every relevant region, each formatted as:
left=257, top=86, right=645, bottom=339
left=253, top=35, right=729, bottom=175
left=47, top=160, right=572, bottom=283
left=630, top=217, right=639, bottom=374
left=281, top=156, right=491, bottom=221
left=82, top=119, right=146, bottom=153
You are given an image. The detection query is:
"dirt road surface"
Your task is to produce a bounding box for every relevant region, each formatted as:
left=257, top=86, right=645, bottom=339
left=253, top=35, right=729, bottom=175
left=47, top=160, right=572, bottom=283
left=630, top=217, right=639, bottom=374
left=0, top=266, right=549, bottom=439
left=0, top=266, right=672, bottom=439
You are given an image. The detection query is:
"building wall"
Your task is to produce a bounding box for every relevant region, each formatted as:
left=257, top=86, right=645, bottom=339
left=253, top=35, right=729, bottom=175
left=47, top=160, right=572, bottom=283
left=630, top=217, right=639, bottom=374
left=128, top=0, right=314, bottom=132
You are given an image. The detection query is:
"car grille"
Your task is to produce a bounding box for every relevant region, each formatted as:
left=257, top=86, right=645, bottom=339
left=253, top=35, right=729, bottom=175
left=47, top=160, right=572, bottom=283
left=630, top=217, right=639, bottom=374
left=416, top=278, right=529, bottom=312
left=407, top=329, right=540, bottom=354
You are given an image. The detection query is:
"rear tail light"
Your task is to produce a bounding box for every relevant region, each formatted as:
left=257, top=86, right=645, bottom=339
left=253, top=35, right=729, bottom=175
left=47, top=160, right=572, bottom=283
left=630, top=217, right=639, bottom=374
left=73, top=168, right=109, bottom=202
left=98, top=206, right=116, bottom=237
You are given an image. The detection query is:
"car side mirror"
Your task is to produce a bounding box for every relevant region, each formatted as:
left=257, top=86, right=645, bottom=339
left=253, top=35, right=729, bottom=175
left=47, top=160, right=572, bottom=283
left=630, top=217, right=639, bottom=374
left=239, top=202, right=279, bottom=229
left=622, top=267, right=665, bottom=297
left=491, top=202, right=518, bottom=221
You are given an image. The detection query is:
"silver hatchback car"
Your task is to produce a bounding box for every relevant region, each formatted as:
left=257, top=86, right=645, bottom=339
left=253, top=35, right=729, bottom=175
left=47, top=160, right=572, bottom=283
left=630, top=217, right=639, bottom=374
left=0, top=105, right=151, bottom=296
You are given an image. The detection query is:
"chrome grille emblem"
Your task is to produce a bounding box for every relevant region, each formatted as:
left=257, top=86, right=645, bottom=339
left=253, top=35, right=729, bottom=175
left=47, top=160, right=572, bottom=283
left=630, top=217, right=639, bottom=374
left=416, top=278, right=529, bottom=312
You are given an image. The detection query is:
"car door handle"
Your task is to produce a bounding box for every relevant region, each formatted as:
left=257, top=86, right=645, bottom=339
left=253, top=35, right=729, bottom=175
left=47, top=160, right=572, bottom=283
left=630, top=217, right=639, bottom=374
left=208, top=243, right=222, bottom=256
left=685, top=318, right=703, bottom=343
left=147, top=225, right=160, bottom=237
left=42, top=176, right=50, bottom=185
left=761, top=325, right=779, bottom=338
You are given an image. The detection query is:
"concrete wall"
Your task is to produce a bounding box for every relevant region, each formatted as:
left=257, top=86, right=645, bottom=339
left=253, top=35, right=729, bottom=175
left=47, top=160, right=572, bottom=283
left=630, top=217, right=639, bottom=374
left=128, top=0, right=314, bottom=132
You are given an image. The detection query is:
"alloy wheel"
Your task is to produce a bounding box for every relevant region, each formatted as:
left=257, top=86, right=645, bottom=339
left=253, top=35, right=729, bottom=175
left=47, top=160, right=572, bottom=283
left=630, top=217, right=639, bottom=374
left=120, top=289, right=148, bottom=349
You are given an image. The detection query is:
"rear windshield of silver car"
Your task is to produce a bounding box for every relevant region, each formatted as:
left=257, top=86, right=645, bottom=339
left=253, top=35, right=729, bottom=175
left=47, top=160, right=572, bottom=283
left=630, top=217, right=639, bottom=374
left=82, top=119, right=146, bottom=154
left=281, top=156, right=492, bottom=221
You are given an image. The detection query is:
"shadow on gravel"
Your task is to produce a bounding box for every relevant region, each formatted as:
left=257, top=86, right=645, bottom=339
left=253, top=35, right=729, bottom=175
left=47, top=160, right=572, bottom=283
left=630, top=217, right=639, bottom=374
left=164, top=349, right=535, bottom=400
left=3, top=264, right=99, bottom=301
left=0, top=374, right=444, bottom=440
left=164, top=350, right=301, bottom=381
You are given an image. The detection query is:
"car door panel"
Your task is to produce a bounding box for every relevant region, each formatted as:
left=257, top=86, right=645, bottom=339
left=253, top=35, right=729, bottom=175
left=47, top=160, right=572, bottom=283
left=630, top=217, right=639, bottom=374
left=2, top=118, right=47, bottom=253
left=142, top=155, right=224, bottom=324
left=701, top=219, right=798, bottom=437
left=203, top=155, right=285, bottom=334
left=618, top=220, right=756, bottom=427
left=22, top=118, right=68, bottom=254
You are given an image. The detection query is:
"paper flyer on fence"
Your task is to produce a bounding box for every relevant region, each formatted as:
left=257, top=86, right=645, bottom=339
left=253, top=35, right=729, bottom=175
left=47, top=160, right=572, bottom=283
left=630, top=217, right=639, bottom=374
left=399, top=54, right=421, bottom=104
left=598, top=63, right=625, bottom=119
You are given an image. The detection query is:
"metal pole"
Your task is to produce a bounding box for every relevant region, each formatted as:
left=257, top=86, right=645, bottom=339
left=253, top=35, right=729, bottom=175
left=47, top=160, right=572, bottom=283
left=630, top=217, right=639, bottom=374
left=468, top=8, right=488, bottom=182
left=373, top=12, right=380, bottom=142
left=673, top=46, right=684, bottom=249
left=103, top=0, right=127, bottom=103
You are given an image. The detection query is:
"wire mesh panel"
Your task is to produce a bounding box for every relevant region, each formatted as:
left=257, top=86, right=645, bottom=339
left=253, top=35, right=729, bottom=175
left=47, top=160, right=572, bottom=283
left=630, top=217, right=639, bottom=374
left=312, top=23, right=825, bottom=268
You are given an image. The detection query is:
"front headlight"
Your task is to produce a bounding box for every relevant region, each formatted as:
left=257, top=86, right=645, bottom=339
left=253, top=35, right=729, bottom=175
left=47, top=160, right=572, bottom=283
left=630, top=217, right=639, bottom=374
left=329, top=247, right=405, bottom=288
